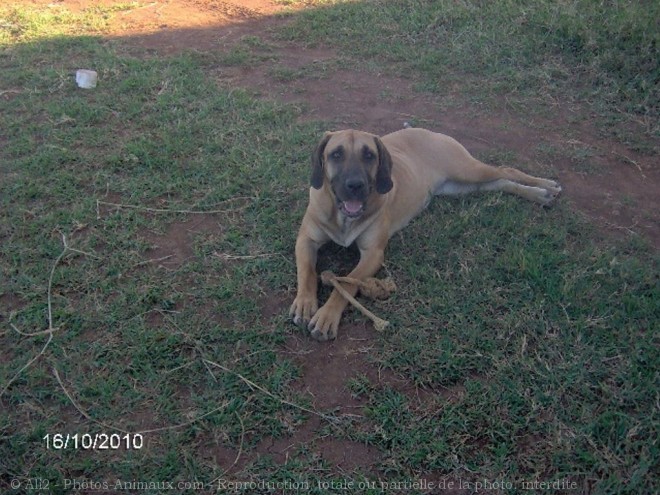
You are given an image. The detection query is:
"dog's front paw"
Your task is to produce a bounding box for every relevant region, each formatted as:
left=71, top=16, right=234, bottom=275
left=289, top=294, right=318, bottom=328
left=308, top=304, right=341, bottom=341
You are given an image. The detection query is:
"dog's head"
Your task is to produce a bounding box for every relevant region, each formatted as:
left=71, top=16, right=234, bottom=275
left=311, top=130, right=393, bottom=218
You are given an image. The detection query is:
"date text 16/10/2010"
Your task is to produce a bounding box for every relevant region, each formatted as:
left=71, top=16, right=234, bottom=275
left=43, top=433, right=143, bottom=450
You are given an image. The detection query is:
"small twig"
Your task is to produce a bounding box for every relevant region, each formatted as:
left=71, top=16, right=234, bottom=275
left=121, top=1, right=158, bottom=15
left=53, top=366, right=230, bottom=435
left=53, top=366, right=130, bottom=434
left=1, top=234, right=83, bottom=399
left=611, top=151, right=646, bottom=178
left=133, top=255, right=174, bottom=267
left=162, top=360, right=196, bottom=375
left=603, top=219, right=639, bottom=236
left=212, top=252, right=276, bottom=261
left=465, top=134, right=495, bottom=146
left=45, top=235, right=69, bottom=333
left=10, top=323, right=55, bottom=338
left=0, top=89, right=22, bottom=96
left=66, top=245, right=99, bottom=259
left=233, top=411, right=245, bottom=469
left=203, top=359, right=219, bottom=383
left=136, top=402, right=230, bottom=435
left=0, top=333, right=53, bottom=400
left=210, top=411, right=246, bottom=485
left=96, top=197, right=252, bottom=220
left=202, top=358, right=340, bottom=425
left=7, top=234, right=96, bottom=339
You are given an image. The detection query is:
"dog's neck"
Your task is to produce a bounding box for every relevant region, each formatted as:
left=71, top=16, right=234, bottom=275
left=338, top=211, right=358, bottom=234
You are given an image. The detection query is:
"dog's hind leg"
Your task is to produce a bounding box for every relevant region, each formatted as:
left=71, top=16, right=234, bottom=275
left=478, top=178, right=559, bottom=205
left=436, top=158, right=561, bottom=205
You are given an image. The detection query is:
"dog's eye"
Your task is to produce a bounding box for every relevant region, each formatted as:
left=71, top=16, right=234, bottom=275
left=329, top=150, right=343, bottom=160
left=363, top=149, right=375, bottom=161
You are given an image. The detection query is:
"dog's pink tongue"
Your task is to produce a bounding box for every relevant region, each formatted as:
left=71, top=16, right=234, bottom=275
left=343, top=200, right=362, bottom=214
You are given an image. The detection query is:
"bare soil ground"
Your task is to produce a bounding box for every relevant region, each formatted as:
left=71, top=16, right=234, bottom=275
left=18, top=0, right=658, bottom=482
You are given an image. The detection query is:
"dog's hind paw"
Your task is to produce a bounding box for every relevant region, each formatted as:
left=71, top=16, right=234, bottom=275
left=529, top=180, right=561, bottom=206
left=541, top=181, right=562, bottom=206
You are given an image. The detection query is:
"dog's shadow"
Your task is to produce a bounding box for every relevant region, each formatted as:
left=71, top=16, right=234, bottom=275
left=315, top=243, right=361, bottom=297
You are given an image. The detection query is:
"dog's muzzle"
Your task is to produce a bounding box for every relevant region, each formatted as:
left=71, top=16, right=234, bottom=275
left=335, top=176, right=368, bottom=218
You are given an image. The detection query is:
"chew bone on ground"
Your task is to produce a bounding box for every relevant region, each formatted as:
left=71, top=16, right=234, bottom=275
left=320, top=271, right=395, bottom=331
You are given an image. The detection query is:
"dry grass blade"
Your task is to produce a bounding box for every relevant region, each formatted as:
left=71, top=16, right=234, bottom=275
left=53, top=366, right=231, bottom=435
left=202, top=358, right=341, bottom=425
left=96, top=197, right=253, bottom=219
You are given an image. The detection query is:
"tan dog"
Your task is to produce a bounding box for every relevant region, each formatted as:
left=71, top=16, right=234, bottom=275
left=290, top=127, right=561, bottom=341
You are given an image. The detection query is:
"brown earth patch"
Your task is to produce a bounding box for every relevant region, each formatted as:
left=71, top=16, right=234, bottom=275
left=284, top=322, right=443, bottom=406
left=141, top=216, right=222, bottom=269
left=0, top=294, right=28, bottom=324
left=250, top=323, right=382, bottom=471
left=245, top=323, right=448, bottom=470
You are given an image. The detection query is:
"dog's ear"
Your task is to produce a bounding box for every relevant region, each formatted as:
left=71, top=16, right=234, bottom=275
left=311, top=132, right=332, bottom=189
left=374, top=136, right=393, bottom=194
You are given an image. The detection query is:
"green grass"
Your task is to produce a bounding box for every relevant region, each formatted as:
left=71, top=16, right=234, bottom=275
left=1, top=2, right=658, bottom=494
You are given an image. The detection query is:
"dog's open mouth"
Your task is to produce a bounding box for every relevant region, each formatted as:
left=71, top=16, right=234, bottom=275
left=339, top=200, right=365, bottom=218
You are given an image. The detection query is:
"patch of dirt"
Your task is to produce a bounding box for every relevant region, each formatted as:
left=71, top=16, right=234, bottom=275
left=250, top=323, right=382, bottom=471
left=285, top=323, right=381, bottom=409
left=107, top=0, right=292, bottom=53
left=216, top=45, right=440, bottom=131
left=141, top=216, right=221, bottom=269
left=284, top=322, right=439, bottom=405
left=0, top=294, right=27, bottom=323
left=240, top=322, right=449, bottom=470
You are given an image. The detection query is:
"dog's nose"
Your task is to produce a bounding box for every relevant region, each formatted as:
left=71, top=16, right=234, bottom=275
left=345, top=177, right=366, bottom=194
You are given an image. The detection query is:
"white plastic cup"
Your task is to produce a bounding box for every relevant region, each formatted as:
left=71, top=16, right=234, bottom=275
left=76, top=69, right=98, bottom=89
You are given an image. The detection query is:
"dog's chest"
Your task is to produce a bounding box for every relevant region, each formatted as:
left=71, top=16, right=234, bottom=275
left=323, top=214, right=370, bottom=247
